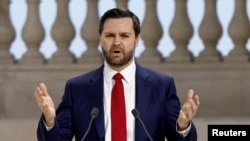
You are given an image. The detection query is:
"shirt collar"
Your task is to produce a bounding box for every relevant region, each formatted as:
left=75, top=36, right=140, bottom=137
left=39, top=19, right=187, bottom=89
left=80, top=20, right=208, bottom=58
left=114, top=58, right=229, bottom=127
left=104, top=58, right=136, bottom=84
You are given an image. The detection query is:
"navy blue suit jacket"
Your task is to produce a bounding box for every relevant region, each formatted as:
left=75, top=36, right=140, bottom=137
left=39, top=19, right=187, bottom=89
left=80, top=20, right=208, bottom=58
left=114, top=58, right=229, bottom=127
left=37, top=63, right=197, bottom=141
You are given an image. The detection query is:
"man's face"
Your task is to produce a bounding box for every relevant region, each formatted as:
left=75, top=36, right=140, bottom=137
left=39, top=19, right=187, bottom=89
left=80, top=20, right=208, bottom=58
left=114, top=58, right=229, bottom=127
left=100, top=17, right=139, bottom=69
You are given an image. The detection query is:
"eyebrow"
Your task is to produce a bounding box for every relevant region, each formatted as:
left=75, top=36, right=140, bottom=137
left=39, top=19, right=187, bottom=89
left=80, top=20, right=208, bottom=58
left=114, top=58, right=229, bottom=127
left=103, top=32, right=132, bottom=35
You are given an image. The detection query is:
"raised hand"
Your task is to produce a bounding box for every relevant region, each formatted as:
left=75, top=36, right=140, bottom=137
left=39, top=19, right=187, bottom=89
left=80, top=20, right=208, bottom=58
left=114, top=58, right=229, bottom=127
left=34, top=83, right=56, bottom=126
left=177, top=89, right=200, bottom=131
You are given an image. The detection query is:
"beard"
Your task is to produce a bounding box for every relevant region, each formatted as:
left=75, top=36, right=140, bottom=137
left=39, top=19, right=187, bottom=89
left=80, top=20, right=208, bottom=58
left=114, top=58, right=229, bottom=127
left=101, top=46, right=134, bottom=68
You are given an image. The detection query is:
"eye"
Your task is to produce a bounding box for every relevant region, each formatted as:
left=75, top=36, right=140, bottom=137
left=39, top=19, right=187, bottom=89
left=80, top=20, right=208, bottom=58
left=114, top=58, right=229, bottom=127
left=106, top=34, right=113, bottom=38
left=121, top=34, right=129, bottom=38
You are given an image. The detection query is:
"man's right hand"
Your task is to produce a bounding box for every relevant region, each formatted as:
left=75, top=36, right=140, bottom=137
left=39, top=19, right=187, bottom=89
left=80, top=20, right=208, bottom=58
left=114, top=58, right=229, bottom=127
left=34, top=83, right=56, bottom=127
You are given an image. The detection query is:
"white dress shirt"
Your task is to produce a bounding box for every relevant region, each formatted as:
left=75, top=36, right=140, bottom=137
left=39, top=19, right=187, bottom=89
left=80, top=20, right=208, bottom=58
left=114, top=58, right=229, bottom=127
left=103, top=59, right=136, bottom=141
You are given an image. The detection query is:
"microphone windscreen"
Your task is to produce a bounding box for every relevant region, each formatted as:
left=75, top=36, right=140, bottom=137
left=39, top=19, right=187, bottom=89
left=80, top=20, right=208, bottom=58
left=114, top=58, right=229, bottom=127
left=131, top=108, right=140, bottom=118
left=91, top=107, right=99, bottom=118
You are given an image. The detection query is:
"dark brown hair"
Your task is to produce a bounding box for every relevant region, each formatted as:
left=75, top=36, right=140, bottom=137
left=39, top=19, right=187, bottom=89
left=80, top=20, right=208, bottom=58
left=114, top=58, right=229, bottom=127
left=99, top=8, right=141, bottom=37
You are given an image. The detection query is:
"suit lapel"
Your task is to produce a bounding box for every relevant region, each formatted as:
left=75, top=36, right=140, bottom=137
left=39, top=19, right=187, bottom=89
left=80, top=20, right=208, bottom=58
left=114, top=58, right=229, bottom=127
left=88, top=65, right=105, bottom=141
left=134, top=64, right=152, bottom=140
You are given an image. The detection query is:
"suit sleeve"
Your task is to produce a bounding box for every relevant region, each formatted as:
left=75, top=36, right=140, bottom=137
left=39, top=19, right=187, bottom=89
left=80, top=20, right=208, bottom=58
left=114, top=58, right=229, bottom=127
left=36, top=82, right=74, bottom=141
left=164, top=77, right=197, bottom=141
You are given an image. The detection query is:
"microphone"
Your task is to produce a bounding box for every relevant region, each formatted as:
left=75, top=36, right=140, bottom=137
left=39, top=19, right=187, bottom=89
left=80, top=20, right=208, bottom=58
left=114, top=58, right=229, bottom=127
left=81, top=107, right=99, bottom=141
left=131, top=108, right=154, bottom=141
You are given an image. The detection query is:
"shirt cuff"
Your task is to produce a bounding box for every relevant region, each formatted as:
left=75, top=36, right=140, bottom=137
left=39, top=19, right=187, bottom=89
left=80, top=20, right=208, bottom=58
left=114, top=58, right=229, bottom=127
left=176, top=122, right=191, bottom=137
left=43, top=120, right=55, bottom=131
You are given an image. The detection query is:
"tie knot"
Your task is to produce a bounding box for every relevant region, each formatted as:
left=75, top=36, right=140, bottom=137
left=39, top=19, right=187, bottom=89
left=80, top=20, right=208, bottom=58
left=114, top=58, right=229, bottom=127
left=113, top=73, right=123, bottom=80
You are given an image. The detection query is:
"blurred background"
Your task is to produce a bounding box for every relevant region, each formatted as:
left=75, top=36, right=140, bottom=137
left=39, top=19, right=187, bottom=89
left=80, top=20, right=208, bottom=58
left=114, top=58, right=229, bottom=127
left=10, top=0, right=250, bottom=60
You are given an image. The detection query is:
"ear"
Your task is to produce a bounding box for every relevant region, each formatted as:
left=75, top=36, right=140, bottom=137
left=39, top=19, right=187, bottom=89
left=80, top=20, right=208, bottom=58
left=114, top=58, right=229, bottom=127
left=135, top=34, right=140, bottom=47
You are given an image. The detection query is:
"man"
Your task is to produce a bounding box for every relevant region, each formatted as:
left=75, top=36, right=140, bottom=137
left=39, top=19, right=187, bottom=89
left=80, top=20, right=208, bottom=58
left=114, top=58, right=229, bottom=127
left=34, top=8, right=200, bottom=141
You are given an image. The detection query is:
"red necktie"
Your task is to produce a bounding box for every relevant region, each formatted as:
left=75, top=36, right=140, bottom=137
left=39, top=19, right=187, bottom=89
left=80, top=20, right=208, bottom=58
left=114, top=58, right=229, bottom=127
left=111, top=73, right=126, bottom=141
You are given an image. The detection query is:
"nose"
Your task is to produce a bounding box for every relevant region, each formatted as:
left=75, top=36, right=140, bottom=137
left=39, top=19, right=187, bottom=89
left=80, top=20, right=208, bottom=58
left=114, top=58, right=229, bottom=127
left=112, top=36, right=121, bottom=46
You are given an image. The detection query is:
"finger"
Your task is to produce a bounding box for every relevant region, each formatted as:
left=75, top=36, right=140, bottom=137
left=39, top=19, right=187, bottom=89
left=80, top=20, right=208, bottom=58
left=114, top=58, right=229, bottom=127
left=189, top=98, right=197, bottom=112
left=187, top=105, right=194, bottom=118
left=179, top=109, right=188, bottom=120
left=181, top=103, right=190, bottom=114
left=194, top=95, right=200, bottom=106
left=34, top=86, right=43, bottom=101
left=37, top=101, right=47, bottom=114
left=185, top=103, right=193, bottom=118
left=42, top=101, right=48, bottom=112
left=39, top=83, right=48, bottom=96
left=183, top=102, right=196, bottom=119
left=34, top=86, right=48, bottom=109
left=186, top=89, right=194, bottom=101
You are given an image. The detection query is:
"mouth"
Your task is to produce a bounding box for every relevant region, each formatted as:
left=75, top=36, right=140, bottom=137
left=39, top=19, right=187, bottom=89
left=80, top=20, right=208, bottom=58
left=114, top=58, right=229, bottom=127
left=111, top=49, right=122, bottom=57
